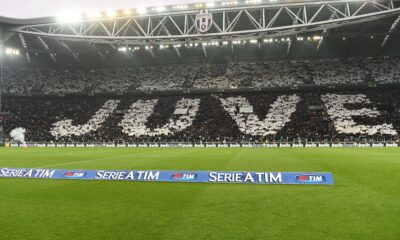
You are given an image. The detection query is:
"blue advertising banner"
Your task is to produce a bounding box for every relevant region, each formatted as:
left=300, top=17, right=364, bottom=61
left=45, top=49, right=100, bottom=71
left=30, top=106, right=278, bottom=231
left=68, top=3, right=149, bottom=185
left=0, top=168, right=334, bottom=185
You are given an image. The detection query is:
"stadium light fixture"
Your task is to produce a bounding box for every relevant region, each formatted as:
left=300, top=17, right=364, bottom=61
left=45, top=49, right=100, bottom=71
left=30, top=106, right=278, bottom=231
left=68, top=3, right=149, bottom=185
left=123, top=9, right=133, bottom=15
left=195, top=3, right=204, bottom=8
left=297, top=37, right=304, bottom=41
left=5, top=48, right=20, bottom=56
left=313, top=36, right=322, bottom=41
left=250, top=39, right=258, bottom=44
left=118, top=47, right=127, bottom=52
left=222, top=1, right=238, bottom=6
left=245, top=0, right=261, bottom=3
left=136, top=7, right=147, bottom=14
left=173, top=5, right=188, bottom=9
left=155, top=6, right=166, bottom=12
left=206, top=2, right=215, bottom=7
left=106, top=10, right=117, bottom=18
left=222, top=41, right=229, bottom=45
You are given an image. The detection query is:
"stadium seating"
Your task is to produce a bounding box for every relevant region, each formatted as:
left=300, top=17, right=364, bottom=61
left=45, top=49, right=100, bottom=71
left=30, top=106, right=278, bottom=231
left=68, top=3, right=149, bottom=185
left=2, top=57, right=400, bottom=95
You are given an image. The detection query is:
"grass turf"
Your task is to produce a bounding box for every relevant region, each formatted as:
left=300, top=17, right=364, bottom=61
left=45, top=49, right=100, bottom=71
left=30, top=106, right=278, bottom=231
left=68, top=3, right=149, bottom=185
left=0, top=147, right=399, bottom=240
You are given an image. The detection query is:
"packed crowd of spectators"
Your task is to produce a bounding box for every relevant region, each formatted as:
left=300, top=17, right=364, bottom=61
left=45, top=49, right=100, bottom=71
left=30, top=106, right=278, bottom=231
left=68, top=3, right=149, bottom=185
left=2, top=57, right=400, bottom=95
left=2, top=89, right=399, bottom=143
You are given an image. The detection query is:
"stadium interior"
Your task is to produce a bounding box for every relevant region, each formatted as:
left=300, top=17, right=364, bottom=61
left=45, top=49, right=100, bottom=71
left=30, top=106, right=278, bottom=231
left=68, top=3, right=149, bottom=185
left=1, top=1, right=400, bottom=240
left=1, top=0, right=400, bottom=145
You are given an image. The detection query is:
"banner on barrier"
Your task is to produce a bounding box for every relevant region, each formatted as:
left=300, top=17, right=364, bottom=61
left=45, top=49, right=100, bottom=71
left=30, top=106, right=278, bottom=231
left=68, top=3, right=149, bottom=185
left=0, top=168, right=333, bottom=185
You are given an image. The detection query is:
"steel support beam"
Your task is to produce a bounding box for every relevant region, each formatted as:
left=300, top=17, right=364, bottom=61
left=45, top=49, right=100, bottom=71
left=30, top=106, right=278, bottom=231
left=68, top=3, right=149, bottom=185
left=381, top=14, right=400, bottom=48
left=317, top=12, right=337, bottom=52
left=58, top=40, right=80, bottom=63
left=9, top=0, right=400, bottom=45
left=37, top=37, right=56, bottom=63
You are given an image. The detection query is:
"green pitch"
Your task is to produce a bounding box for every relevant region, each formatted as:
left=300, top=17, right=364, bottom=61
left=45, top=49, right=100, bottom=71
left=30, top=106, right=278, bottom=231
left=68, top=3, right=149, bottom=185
left=0, top=148, right=399, bottom=240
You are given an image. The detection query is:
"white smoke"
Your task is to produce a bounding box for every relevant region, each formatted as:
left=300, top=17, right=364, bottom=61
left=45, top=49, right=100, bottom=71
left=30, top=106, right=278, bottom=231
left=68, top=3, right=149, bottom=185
left=10, top=128, right=26, bottom=145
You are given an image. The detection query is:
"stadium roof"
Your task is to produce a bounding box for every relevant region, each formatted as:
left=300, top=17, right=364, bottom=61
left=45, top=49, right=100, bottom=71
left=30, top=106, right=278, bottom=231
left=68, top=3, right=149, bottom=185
left=1, top=0, right=400, bottom=68
left=0, top=0, right=351, bottom=20
left=0, top=0, right=196, bottom=19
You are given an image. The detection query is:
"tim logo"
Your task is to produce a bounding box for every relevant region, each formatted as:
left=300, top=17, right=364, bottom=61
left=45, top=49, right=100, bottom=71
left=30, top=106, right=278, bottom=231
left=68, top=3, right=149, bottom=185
left=64, top=172, right=86, bottom=178
left=171, top=173, right=197, bottom=181
left=196, top=9, right=213, bottom=33
left=296, top=175, right=325, bottom=183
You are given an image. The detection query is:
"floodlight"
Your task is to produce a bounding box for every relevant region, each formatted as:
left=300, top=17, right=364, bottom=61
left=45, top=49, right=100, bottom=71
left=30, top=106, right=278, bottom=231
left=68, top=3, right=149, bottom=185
left=206, top=2, right=215, bottom=7
left=173, top=5, right=188, bottom=9
left=136, top=7, right=147, bottom=14
left=123, top=9, right=133, bottom=15
left=106, top=10, right=117, bottom=17
left=313, top=36, right=322, bottom=41
left=156, top=6, right=166, bottom=12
